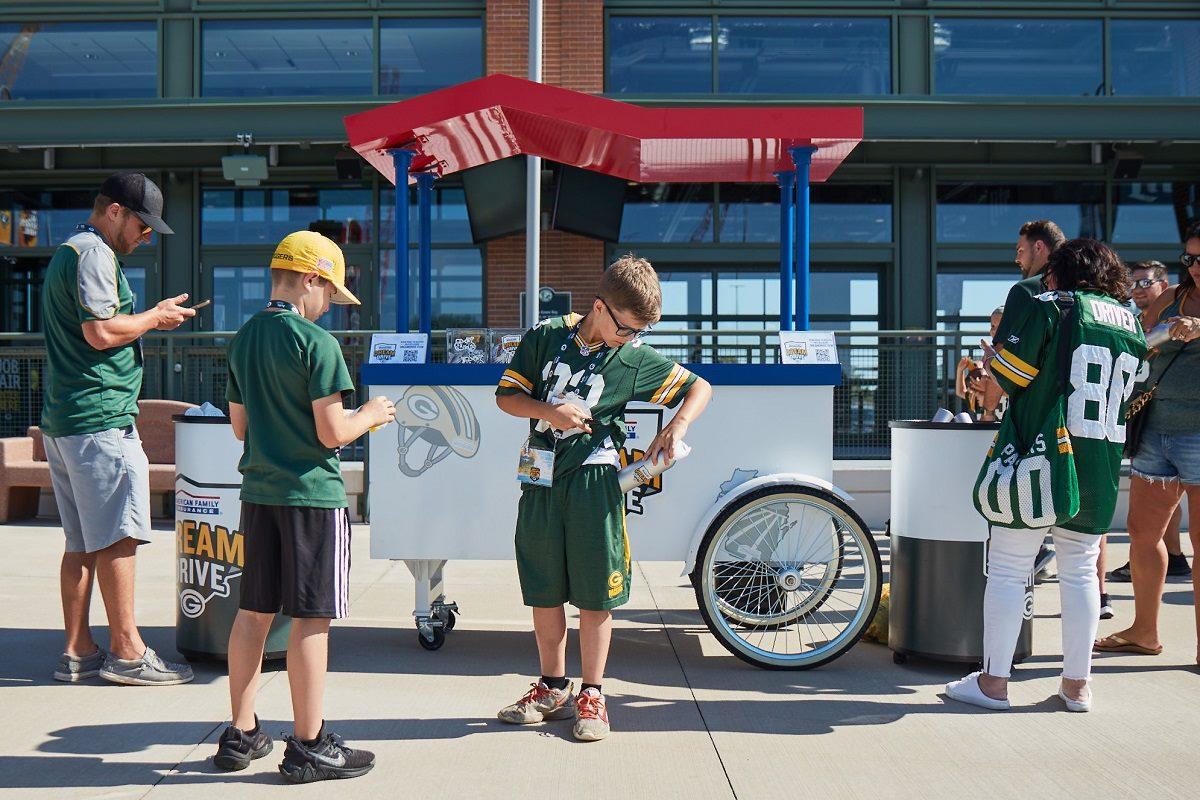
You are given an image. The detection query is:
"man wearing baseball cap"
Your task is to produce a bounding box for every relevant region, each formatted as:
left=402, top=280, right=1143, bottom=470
left=215, top=230, right=393, bottom=781
left=43, top=172, right=196, bottom=686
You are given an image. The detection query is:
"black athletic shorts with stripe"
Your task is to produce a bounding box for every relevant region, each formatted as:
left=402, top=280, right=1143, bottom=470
left=238, top=502, right=352, bottom=619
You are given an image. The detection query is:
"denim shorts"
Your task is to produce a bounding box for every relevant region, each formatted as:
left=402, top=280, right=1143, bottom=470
left=1130, top=430, right=1200, bottom=485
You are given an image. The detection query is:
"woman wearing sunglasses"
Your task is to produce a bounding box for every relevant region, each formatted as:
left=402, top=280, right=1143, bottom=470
left=1096, top=222, right=1200, bottom=666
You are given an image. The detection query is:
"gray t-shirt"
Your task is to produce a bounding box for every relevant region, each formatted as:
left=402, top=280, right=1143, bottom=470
left=1145, top=287, right=1200, bottom=435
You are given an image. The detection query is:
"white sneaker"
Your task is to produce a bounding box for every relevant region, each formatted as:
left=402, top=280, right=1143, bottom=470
left=1058, top=687, right=1092, bottom=713
left=945, top=671, right=1011, bottom=710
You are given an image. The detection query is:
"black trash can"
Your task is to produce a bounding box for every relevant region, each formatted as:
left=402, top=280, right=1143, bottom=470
left=887, top=421, right=1033, bottom=664
left=174, top=415, right=289, bottom=660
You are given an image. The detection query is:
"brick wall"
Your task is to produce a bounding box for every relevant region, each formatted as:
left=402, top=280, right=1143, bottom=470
left=483, top=0, right=607, bottom=327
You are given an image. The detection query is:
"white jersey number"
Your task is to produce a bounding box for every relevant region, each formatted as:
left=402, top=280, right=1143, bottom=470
left=534, top=362, right=606, bottom=437
left=1066, top=344, right=1139, bottom=443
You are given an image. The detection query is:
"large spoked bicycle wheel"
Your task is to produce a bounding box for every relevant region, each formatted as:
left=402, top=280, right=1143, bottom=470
left=692, top=485, right=882, bottom=670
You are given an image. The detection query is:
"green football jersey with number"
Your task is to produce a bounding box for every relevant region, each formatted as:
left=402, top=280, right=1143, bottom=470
left=496, top=313, right=697, bottom=480
left=989, top=290, right=1147, bottom=533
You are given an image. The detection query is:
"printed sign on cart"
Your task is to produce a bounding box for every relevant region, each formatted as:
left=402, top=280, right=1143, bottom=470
left=778, top=331, right=839, bottom=366
left=620, top=408, right=665, bottom=515
left=369, top=333, right=428, bottom=365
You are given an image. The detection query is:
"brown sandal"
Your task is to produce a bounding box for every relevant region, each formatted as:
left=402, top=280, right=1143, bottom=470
left=1093, top=634, right=1163, bottom=655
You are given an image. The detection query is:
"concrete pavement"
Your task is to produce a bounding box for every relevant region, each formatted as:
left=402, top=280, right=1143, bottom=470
left=1, top=520, right=1197, bottom=800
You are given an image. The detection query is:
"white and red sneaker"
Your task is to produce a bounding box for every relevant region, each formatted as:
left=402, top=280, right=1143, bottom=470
left=497, top=680, right=576, bottom=724
left=572, top=688, right=610, bottom=741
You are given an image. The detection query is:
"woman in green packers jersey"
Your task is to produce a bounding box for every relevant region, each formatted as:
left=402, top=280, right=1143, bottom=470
left=949, top=239, right=1145, bottom=713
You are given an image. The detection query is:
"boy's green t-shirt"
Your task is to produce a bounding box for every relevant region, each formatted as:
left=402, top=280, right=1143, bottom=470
left=495, top=313, right=697, bottom=480
left=226, top=309, right=355, bottom=508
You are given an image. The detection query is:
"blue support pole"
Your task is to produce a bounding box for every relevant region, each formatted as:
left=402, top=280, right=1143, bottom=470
left=776, top=170, right=796, bottom=331
left=790, top=145, right=816, bottom=331
left=416, top=171, right=435, bottom=345
left=389, top=149, right=415, bottom=333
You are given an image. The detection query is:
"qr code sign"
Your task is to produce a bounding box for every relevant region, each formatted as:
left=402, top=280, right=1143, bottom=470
left=401, top=349, right=418, bottom=363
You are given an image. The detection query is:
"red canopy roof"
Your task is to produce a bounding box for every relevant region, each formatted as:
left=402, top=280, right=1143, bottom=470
left=344, top=74, right=862, bottom=185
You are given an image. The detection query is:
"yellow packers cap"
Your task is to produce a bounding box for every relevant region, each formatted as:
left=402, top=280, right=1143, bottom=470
left=269, top=230, right=360, bottom=305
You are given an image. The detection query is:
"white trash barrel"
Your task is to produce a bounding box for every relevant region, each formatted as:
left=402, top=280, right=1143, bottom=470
left=887, top=421, right=1033, bottom=664
left=174, top=415, right=289, bottom=660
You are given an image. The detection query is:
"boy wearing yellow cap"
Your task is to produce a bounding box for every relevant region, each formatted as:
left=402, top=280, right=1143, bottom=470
left=214, top=231, right=395, bottom=783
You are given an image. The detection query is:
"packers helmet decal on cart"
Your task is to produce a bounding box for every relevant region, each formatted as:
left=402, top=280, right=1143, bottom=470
left=395, top=385, right=481, bottom=477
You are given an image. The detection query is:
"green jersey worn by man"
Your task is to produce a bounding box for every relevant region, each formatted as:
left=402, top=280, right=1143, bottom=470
left=988, top=290, right=1147, bottom=533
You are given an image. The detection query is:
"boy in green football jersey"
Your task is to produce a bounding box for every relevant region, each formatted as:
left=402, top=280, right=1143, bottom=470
left=495, top=255, right=712, bottom=741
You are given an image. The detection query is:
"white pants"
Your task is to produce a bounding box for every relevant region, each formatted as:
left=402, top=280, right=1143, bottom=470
left=983, top=526, right=1101, bottom=680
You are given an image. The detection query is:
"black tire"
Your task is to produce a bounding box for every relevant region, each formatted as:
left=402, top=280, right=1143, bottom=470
left=418, top=627, right=446, bottom=651
left=692, top=484, right=882, bottom=670
left=443, top=610, right=457, bottom=632
left=892, top=651, right=907, bottom=665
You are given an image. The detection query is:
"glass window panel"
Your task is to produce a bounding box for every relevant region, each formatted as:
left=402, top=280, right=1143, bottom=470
left=1112, top=20, right=1200, bottom=97
left=717, top=17, right=890, bottom=95
left=379, top=248, right=483, bottom=331
left=619, top=183, right=714, bottom=243
left=810, top=271, right=880, bottom=321
left=380, top=18, right=483, bottom=96
left=380, top=185, right=472, bottom=244
left=607, top=16, right=713, bottom=94
left=0, top=22, right=157, bottom=101
left=718, top=183, right=893, bottom=243
left=933, top=18, right=1103, bottom=96
left=936, top=182, right=1104, bottom=243
left=936, top=270, right=1015, bottom=328
left=1112, top=181, right=1200, bottom=243
left=202, top=19, right=373, bottom=98
left=201, top=187, right=372, bottom=245
left=658, top=271, right=713, bottom=321
left=0, top=189, right=100, bottom=248
left=212, top=265, right=269, bottom=332
left=123, top=266, right=146, bottom=313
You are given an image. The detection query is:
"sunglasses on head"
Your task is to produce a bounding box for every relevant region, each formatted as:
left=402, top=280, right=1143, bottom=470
left=596, top=296, right=651, bottom=339
left=1182, top=253, right=1200, bottom=268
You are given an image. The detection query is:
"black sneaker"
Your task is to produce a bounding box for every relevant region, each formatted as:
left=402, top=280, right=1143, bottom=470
left=278, top=725, right=375, bottom=783
left=213, top=716, right=273, bottom=771
left=1099, top=593, right=1114, bottom=620
left=1166, top=553, right=1192, bottom=578
left=1107, top=561, right=1132, bottom=582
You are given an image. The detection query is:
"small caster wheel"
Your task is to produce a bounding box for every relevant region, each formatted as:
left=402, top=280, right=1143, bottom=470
left=418, top=627, right=446, bottom=651
left=892, top=651, right=908, bottom=665
left=443, top=610, right=456, bottom=632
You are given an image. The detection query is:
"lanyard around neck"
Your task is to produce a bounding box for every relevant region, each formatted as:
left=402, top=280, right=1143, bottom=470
left=544, top=316, right=611, bottom=400
left=266, top=299, right=300, bottom=315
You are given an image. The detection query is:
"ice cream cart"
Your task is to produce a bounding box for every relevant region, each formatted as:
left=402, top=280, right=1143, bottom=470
left=345, top=75, right=881, bottom=669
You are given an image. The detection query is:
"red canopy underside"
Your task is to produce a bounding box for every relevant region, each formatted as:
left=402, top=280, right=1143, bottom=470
left=344, top=74, right=862, bottom=185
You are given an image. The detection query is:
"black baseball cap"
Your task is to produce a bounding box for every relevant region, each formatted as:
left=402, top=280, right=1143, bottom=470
left=98, top=172, right=173, bottom=235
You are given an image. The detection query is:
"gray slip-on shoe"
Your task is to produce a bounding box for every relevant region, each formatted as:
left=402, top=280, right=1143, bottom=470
left=54, top=648, right=107, bottom=682
left=99, top=646, right=194, bottom=686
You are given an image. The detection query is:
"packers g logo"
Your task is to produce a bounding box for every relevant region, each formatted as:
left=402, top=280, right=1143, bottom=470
left=395, top=385, right=481, bottom=477
left=607, top=571, right=625, bottom=598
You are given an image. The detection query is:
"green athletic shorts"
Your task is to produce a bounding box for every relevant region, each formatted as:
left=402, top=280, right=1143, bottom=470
left=514, top=464, right=631, bottom=611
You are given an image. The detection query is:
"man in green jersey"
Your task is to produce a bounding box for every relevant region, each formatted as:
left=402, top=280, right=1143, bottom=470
left=993, top=220, right=1067, bottom=578
left=949, top=239, right=1145, bottom=713
left=42, top=172, right=196, bottom=686
left=495, top=255, right=712, bottom=741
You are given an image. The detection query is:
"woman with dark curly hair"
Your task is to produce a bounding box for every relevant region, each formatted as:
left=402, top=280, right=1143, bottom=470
left=1096, top=221, right=1200, bottom=665
left=948, top=239, right=1146, bottom=712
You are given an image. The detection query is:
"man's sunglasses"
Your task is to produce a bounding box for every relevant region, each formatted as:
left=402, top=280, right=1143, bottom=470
left=1132, top=277, right=1163, bottom=289
left=1181, top=253, right=1200, bottom=268
left=597, top=296, right=651, bottom=338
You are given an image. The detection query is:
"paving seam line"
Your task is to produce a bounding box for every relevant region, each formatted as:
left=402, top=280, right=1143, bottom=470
left=637, top=561, right=738, bottom=800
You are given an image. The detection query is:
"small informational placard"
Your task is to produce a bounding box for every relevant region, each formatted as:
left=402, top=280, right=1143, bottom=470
left=778, top=331, right=839, bottom=366
left=368, top=333, right=428, bottom=365
left=519, top=286, right=573, bottom=327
